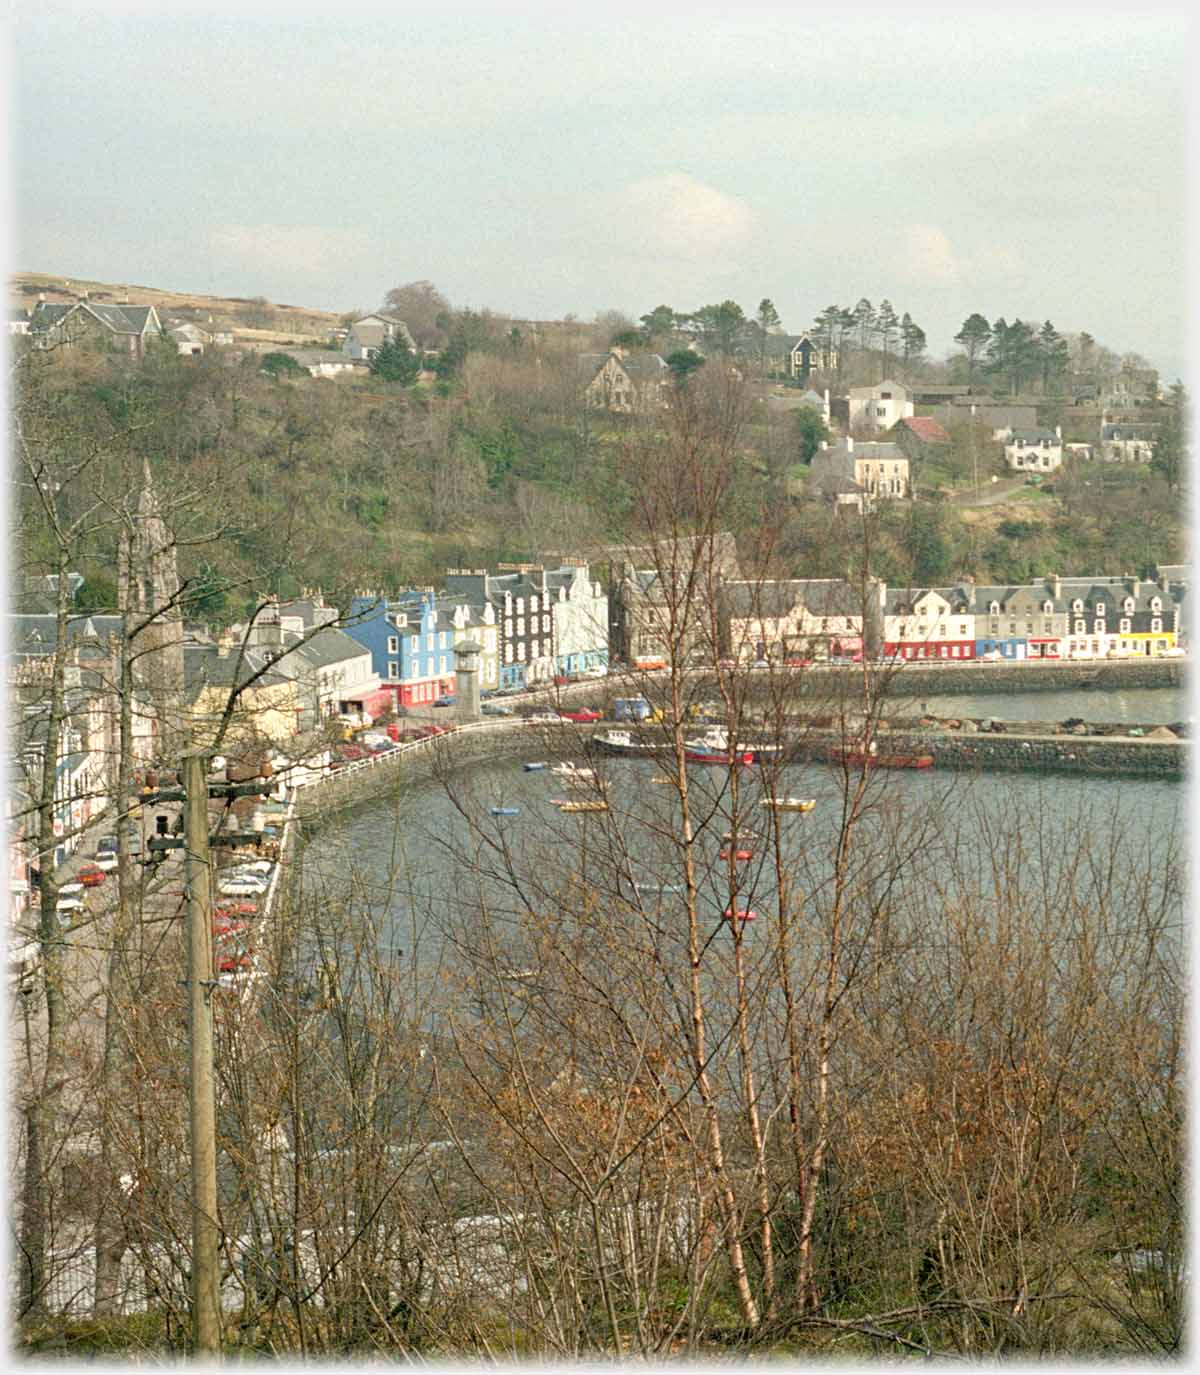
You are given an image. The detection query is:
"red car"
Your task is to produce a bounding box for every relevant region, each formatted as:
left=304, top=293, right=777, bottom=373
left=558, top=708, right=602, bottom=723
left=217, top=951, right=254, bottom=974
left=77, top=864, right=107, bottom=887
left=213, top=918, right=252, bottom=938
left=416, top=724, right=450, bottom=738
left=214, top=901, right=259, bottom=919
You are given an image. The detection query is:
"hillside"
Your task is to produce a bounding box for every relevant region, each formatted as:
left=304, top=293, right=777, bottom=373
left=10, top=270, right=342, bottom=347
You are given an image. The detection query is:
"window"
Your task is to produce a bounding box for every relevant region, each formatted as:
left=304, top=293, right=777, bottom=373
left=1044, top=601, right=1054, bottom=614
left=410, top=636, right=418, bottom=652
left=1120, top=619, right=1131, bottom=633
left=516, top=598, right=524, bottom=615
left=1044, top=621, right=1053, bottom=633
left=1124, top=599, right=1135, bottom=614
left=1151, top=597, right=1162, bottom=613
left=1096, top=603, right=1105, bottom=616
left=543, top=615, right=551, bottom=632
left=1072, top=599, right=1083, bottom=613
left=959, top=624, right=968, bottom=636
left=989, top=602, right=1000, bottom=615
left=517, top=618, right=525, bottom=636
left=387, top=662, right=398, bottom=679
left=531, top=639, right=539, bottom=658
left=517, top=642, right=526, bottom=661
left=387, top=636, right=398, bottom=653
left=1151, top=618, right=1162, bottom=633
left=530, top=596, right=538, bottom=614
left=504, top=644, right=513, bottom=664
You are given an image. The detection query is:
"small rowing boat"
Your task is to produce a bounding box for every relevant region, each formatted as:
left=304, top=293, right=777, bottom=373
left=761, top=797, right=816, bottom=812
left=489, top=806, right=520, bottom=817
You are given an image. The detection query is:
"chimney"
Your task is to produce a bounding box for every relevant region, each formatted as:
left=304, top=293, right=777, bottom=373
left=37, top=292, right=45, bottom=303
left=846, top=436, right=854, bottom=452
left=1131, top=577, right=1140, bottom=598
left=217, top=630, right=236, bottom=658
left=1055, top=424, right=1062, bottom=439
left=1051, top=574, right=1062, bottom=600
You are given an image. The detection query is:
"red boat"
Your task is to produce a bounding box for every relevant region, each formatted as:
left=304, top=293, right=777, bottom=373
left=687, top=747, right=754, bottom=766
left=719, top=848, right=755, bottom=862
left=723, top=906, right=757, bottom=923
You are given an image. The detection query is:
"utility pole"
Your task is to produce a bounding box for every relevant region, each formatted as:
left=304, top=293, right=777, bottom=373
left=183, top=752, right=221, bottom=1354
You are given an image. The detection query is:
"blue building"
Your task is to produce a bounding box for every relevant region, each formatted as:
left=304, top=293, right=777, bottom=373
left=346, top=591, right=458, bottom=707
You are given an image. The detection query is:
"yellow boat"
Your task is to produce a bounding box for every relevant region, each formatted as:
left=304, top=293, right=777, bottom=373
left=761, top=797, right=816, bottom=812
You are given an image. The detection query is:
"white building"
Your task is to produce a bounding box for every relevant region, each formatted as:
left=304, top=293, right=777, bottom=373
left=847, top=379, right=914, bottom=432
left=1003, top=426, right=1063, bottom=472
left=545, top=564, right=609, bottom=675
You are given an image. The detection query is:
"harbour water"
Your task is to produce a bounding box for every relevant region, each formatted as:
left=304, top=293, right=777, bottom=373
left=298, top=688, right=1186, bottom=990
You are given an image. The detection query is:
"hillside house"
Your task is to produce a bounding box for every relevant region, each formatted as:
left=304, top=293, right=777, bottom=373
left=847, top=379, right=914, bottom=432
left=343, top=312, right=416, bottom=362
left=1003, top=426, right=1063, bottom=472
left=809, top=437, right=910, bottom=509
left=29, top=299, right=162, bottom=357
left=1099, top=421, right=1158, bottom=463
left=579, top=350, right=669, bottom=413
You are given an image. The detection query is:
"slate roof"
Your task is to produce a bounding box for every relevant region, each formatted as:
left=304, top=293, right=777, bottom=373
left=284, top=627, right=370, bottom=671
left=30, top=301, right=160, bottom=337
left=9, top=613, right=122, bottom=655
left=183, top=642, right=289, bottom=697
left=1007, top=428, right=1060, bottom=445
left=722, top=580, right=809, bottom=619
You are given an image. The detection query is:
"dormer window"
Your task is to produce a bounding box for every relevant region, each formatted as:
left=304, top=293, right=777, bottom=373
left=1071, top=599, right=1083, bottom=613
left=1095, top=602, right=1105, bottom=616
left=1151, top=597, right=1162, bottom=613
left=1124, top=598, right=1135, bottom=614
left=1043, top=601, right=1053, bottom=615
left=989, top=601, right=1000, bottom=615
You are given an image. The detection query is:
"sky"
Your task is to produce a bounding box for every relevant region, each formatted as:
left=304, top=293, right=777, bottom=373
left=8, top=3, right=1196, bottom=380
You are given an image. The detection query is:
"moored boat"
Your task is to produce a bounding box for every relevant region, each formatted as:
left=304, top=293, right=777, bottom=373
left=590, top=728, right=659, bottom=757
left=723, top=906, right=757, bottom=923
left=555, top=799, right=609, bottom=813
left=761, top=797, right=816, bottom=812
left=489, top=806, right=520, bottom=817
left=522, top=761, right=548, bottom=772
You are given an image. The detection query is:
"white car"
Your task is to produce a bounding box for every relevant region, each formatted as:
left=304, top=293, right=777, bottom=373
left=228, top=860, right=273, bottom=876
left=219, top=877, right=269, bottom=898
left=580, top=665, right=608, bottom=679
left=55, top=895, right=84, bottom=917
left=94, top=852, right=119, bottom=872
left=58, top=881, right=84, bottom=898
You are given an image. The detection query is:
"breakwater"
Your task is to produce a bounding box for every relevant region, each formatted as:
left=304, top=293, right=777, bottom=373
left=836, top=659, right=1184, bottom=695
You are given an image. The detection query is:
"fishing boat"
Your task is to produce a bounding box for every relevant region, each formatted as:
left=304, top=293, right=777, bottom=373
left=721, top=828, right=762, bottom=843
left=723, top=906, right=757, bottom=923
left=719, top=848, right=755, bottom=862
left=684, top=727, right=754, bottom=766
left=635, top=881, right=684, bottom=895
left=522, top=761, right=548, bottom=772
left=555, top=799, right=609, bottom=814
left=489, top=806, right=520, bottom=817
left=590, top=728, right=659, bottom=757
left=761, top=797, right=816, bottom=812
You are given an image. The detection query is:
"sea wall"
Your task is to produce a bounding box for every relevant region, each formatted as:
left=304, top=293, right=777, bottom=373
left=846, top=658, right=1184, bottom=695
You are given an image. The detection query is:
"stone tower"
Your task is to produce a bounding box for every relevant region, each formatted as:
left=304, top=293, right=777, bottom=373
left=124, top=458, right=186, bottom=758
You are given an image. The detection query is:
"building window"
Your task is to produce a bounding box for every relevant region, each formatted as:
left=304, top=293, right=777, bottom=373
left=1120, top=619, right=1131, bottom=633
left=1151, top=618, right=1162, bottom=632
left=411, top=636, right=418, bottom=652
left=504, top=644, right=513, bottom=664
left=387, top=636, right=399, bottom=653
left=531, top=639, right=539, bottom=658
left=387, top=662, right=398, bottom=679
left=1075, top=619, right=1086, bottom=633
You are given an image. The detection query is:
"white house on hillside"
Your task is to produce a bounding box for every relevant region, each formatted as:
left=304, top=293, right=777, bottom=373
left=1003, top=426, right=1063, bottom=472
left=847, top=379, right=914, bottom=432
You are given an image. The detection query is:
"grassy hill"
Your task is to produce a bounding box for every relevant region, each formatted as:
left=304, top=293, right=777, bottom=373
left=10, top=270, right=343, bottom=346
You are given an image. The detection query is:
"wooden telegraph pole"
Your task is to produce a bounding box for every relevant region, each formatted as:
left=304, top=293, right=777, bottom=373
left=183, top=752, right=221, bottom=1353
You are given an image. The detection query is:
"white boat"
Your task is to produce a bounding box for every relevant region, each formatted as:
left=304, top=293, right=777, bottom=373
left=760, top=797, right=816, bottom=812
left=591, top=729, right=659, bottom=757
left=550, top=762, right=599, bottom=783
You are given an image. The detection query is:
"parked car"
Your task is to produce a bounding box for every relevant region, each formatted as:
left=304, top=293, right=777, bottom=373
left=481, top=703, right=515, bottom=716
left=96, top=835, right=119, bottom=855
left=980, top=650, right=1003, bottom=662
left=94, top=852, right=119, bottom=872
left=214, top=901, right=259, bottom=920
left=228, top=859, right=273, bottom=876
left=580, top=664, right=608, bottom=679
left=558, top=707, right=602, bottom=723
left=219, top=877, right=269, bottom=898
left=55, top=894, right=84, bottom=917
left=527, top=710, right=560, bottom=723
left=77, top=864, right=107, bottom=887
left=416, top=723, right=451, bottom=738
left=58, top=881, right=84, bottom=898
left=432, top=694, right=457, bottom=708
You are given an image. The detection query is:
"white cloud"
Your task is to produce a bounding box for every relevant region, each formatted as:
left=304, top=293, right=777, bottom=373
left=891, top=224, right=1025, bottom=290
left=610, top=173, right=756, bottom=259
left=207, top=224, right=370, bottom=277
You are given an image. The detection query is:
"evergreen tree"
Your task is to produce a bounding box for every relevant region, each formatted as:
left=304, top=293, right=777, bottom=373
left=1038, top=320, right=1070, bottom=393
left=876, top=300, right=899, bottom=378
left=900, top=313, right=927, bottom=374
left=369, top=333, right=419, bottom=384
left=954, top=313, right=992, bottom=391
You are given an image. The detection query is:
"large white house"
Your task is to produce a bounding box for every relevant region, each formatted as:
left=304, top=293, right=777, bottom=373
left=1003, top=426, right=1063, bottom=472
left=847, top=379, right=914, bottom=432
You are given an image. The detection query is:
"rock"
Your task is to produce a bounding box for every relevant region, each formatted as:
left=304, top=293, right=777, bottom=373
left=958, top=719, right=978, bottom=733
left=1147, top=725, right=1176, bottom=739
left=1071, top=723, right=1088, bottom=735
